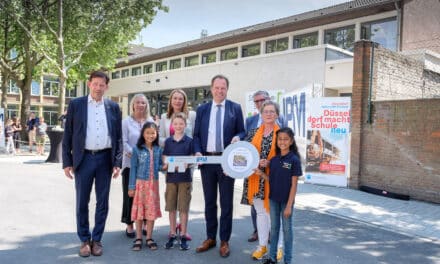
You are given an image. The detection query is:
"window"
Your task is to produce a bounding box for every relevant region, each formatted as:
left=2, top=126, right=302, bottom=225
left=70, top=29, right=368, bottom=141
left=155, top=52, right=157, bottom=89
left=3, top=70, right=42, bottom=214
left=8, top=80, right=19, bottom=94
left=43, top=76, right=60, bottom=96
left=170, top=58, right=182, bottom=69
left=185, top=55, right=199, bottom=67
left=324, top=25, right=355, bottom=51
left=31, top=80, right=40, bottom=95
left=43, top=107, right=58, bottom=126
left=265, top=37, right=288, bottom=53
left=156, top=61, right=167, bottom=72
left=6, top=104, right=18, bottom=118
left=143, top=64, right=153, bottom=74
left=361, top=18, right=397, bottom=51
left=131, top=66, right=141, bottom=76
left=202, top=52, right=216, bottom=64
left=112, top=71, right=120, bottom=79
left=121, top=69, right=129, bottom=78
left=242, top=43, right=260, bottom=57
left=66, top=84, right=77, bottom=98
left=293, top=32, right=318, bottom=49
left=220, top=47, right=238, bottom=61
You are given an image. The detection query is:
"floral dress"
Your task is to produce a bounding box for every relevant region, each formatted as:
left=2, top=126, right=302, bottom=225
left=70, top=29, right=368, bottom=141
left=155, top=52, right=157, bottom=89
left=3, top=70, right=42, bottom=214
left=131, top=148, right=162, bottom=221
left=241, top=128, right=274, bottom=205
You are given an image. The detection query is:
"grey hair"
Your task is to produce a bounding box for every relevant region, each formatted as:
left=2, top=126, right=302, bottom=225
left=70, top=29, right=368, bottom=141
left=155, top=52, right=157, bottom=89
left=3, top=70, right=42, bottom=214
left=260, top=100, right=280, bottom=116
left=253, top=90, right=270, bottom=99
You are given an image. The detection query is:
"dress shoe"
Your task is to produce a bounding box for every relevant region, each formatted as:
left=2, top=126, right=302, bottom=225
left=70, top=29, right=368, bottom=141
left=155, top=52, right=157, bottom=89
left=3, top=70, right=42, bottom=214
left=219, top=241, right=230, bottom=258
left=91, top=241, right=103, bottom=256
left=248, top=231, right=258, bottom=242
left=195, top=238, right=216, bottom=253
left=78, top=241, right=91, bottom=257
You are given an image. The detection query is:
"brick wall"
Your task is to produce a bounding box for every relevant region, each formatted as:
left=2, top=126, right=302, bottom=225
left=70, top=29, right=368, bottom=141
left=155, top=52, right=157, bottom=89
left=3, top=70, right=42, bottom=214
left=351, top=40, right=440, bottom=203
left=373, top=48, right=440, bottom=100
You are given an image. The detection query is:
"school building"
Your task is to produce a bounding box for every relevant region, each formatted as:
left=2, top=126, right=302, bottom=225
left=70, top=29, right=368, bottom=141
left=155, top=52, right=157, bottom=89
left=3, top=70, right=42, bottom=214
left=107, top=0, right=440, bottom=203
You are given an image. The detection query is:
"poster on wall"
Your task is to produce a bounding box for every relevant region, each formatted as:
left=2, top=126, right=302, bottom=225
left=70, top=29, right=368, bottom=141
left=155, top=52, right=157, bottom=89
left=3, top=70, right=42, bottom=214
left=0, top=108, right=5, bottom=148
left=282, top=90, right=308, bottom=163
left=245, top=90, right=284, bottom=118
left=304, top=97, right=351, bottom=187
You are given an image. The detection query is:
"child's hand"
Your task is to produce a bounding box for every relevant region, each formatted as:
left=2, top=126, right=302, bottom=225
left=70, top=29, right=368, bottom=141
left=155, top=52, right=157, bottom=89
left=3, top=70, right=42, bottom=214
left=283, top=206, right=292, bottom=218
left=162, top=163, right=168, bottom=171
left=128, top=189, right=135, bottom=197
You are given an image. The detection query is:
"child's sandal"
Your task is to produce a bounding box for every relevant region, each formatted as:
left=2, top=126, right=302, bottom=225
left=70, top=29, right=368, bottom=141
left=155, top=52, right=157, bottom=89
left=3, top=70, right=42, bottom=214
left=146, top=238, right=158, bottom=250
left=132, top=238, right=142, bottom=251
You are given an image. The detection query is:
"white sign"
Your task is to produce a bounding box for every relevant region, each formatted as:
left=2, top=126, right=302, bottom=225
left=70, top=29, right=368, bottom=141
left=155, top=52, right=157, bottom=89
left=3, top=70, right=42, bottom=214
left=166, top=141, right=260, bottom=179
left=304, top=97, right=351, bottom=187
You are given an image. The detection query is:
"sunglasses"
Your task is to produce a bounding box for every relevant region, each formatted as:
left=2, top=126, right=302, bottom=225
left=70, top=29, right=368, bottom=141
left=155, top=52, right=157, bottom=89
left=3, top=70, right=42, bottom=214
left=253, top=99, right=266, bottom=104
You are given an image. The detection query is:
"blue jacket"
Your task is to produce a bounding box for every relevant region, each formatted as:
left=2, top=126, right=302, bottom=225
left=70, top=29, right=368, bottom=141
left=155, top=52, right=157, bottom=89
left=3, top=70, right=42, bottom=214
left=62, top=96, right=122, bottom=170
left=193, top=99, right=246, bottom=153
left=128, top=145, right=163, bottom=190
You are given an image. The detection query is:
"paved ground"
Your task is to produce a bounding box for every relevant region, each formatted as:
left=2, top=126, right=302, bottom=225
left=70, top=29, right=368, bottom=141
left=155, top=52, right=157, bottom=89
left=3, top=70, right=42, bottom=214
left=0, top=153, right=439, bottom=264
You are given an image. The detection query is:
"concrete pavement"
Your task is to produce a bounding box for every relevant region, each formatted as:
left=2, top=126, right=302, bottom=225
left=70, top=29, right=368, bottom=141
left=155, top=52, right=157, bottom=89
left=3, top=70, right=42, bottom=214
left=0, top=152, right=439, bottom=263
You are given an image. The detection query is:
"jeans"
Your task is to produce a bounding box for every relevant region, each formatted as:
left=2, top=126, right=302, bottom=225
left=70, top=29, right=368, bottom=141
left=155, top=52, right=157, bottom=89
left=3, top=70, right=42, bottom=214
left=269, top=199, right=294, bottom=264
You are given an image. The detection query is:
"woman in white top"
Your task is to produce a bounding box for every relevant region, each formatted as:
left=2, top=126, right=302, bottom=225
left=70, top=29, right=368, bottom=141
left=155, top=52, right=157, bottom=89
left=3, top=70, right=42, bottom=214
left=159, top=89, right=196, bottom=147
left=121, top=94, right=154, bottom=237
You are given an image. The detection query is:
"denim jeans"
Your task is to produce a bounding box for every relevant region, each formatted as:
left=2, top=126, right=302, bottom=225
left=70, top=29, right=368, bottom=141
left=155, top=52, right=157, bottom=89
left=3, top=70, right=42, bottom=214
left=269, top=199, right=294, bottom=264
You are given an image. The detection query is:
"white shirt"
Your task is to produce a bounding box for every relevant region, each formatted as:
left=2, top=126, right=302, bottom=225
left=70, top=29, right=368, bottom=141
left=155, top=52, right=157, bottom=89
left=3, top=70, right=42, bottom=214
left=85, top=95, right=112, bottom=150
left=206, top=100, right=225, bottom=152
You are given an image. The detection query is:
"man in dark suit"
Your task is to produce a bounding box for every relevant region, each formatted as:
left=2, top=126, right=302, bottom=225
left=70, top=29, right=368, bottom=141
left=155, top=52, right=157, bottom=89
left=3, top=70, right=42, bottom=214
left=62, top=71, right=122, bottom=258
left=193, top=75, right=245, bottom=258
left=245, top=90, right=288, bottom=243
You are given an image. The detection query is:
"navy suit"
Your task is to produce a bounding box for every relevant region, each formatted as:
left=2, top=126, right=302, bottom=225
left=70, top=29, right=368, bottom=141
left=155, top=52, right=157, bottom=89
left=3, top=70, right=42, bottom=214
left=62, top=96, right=122, bottom=242
left=193, top=100, right=245, bottom=242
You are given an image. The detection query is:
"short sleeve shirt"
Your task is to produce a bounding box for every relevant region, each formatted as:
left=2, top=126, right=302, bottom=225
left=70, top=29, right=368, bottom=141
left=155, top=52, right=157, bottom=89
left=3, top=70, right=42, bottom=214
left=269, top=151, right=303, bottom=203
left=163, top=135, right=194, bottom=183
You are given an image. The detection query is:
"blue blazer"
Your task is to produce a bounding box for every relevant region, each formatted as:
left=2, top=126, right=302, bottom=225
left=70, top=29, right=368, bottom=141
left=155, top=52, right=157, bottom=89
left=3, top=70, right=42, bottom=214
left=62, top=96, right=122, bottom=170
left=193, top=100, right=245, bottom=154
left=245, top=113, right=288, bottom=132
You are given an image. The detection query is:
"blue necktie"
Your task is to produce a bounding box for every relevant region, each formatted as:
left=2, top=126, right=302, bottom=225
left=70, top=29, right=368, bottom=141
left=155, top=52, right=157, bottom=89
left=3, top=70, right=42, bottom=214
left=215, top=104, right=222, bottom=152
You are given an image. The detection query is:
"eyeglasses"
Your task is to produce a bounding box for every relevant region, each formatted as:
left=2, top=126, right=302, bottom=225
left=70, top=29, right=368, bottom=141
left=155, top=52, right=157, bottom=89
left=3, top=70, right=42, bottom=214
left=262, top=110, right=276, bottom=115
left=253, top=99, right=266, bottom=104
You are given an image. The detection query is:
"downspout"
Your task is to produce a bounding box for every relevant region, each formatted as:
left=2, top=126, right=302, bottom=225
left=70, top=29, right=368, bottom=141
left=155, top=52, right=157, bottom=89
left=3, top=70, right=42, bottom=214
left=395, top=0, right=402, bottom=51
left=367, top=43, right=375, bottom=124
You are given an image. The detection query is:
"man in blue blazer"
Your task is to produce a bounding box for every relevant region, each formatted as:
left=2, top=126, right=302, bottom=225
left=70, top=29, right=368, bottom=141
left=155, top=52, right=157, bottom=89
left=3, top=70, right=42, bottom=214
left=62, top=71, right=122, bottom=258
left=193, top=75, right=245, bottom=258
left=245, top=90, right=287, bottom=243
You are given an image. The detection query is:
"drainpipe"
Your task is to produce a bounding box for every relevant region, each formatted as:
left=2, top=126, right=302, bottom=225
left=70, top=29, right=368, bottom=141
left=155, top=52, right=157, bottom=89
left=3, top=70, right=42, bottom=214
left=395, top=0, right=402, bottom=51
left=367, top=43, right=375, bottom=124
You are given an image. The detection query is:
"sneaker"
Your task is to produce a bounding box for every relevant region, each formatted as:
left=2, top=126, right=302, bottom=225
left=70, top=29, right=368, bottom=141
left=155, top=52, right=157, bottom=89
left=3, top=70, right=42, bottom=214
left=252, top=245, right=267, bottom=260
left=261, top=257, right=276, bottom=264
left=164, top=235, right=177, bottom=249
left=179, top=236, right=190, bottom=250
left=277, top=248, right=283, bottom=262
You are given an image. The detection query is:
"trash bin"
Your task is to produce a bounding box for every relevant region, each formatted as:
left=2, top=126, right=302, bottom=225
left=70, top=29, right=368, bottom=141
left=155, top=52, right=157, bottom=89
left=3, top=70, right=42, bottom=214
left=46, top=130, right=64, bottom=163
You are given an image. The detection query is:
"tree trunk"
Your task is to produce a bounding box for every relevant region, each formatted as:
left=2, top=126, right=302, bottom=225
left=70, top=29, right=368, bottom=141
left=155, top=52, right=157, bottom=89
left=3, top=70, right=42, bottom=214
left=0, top=72, right=9, bottom=112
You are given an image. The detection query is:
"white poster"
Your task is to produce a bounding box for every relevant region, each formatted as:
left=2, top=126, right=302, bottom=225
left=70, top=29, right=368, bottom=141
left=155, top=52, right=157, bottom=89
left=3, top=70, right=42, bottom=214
left=304, top=97, right=351, bottom=187
left=0, top=108, right=5, bottom=148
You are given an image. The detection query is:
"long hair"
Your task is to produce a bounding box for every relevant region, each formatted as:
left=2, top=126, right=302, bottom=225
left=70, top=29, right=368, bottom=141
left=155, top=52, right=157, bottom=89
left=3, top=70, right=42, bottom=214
left=129, top=94, right=151, bottom=120
left=136, top=122, right=159, bottom=148
left=166, top=89, right=189, bottom=119
left=275, top=127, right=300, bottom=159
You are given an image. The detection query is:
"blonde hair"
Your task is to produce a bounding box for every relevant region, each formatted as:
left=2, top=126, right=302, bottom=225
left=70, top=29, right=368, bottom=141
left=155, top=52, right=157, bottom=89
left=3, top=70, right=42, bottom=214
left=129, top=94, right=150, bottom=119
left=171, top=112, right=187, bottom=124
left=166, top=89, right=188, bottom=119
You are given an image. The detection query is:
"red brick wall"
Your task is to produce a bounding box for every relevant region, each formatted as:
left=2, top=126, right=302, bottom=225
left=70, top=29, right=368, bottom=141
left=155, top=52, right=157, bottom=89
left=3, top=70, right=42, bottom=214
left=351, top=40, right=440, bottom=203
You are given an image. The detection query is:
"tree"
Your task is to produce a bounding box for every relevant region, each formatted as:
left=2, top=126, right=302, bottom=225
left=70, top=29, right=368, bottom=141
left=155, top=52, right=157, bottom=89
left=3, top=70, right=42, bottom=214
left=4, top=0, right=167, bottom=115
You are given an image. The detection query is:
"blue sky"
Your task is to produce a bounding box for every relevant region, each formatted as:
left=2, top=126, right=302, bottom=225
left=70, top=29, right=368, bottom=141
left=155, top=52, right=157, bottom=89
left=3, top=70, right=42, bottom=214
left=134, top=0, right=350, bottom=48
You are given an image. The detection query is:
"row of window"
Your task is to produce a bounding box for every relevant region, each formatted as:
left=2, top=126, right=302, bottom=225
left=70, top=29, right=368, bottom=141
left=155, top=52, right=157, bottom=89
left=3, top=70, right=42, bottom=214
left=7, top=77, right=77, bottom=98
left=6, top=105, right=60, bottom=127
left=112, top=17, right=397, bottom=79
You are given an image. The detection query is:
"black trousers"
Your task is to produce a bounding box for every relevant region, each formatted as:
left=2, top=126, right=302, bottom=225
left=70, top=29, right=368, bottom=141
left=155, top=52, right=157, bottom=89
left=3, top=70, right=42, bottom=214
left=121, top=168, right=134, bottom=225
